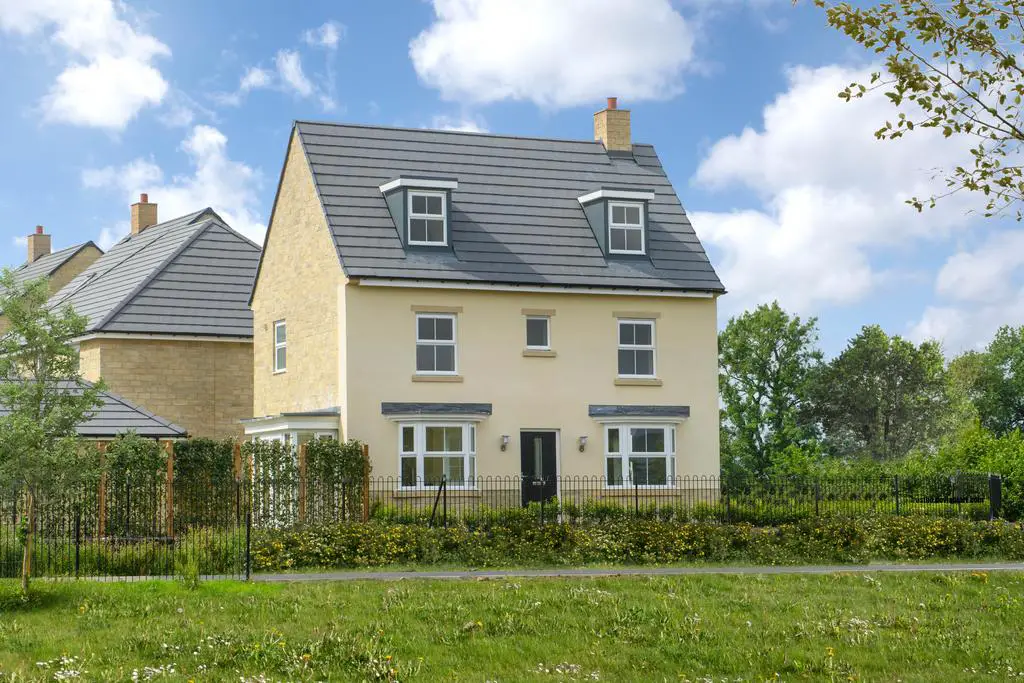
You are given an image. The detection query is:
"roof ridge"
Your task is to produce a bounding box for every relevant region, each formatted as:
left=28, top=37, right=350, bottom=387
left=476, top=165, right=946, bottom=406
left=92, top=219, right=213, bottom=331
left=295, top=119, right=652, bottom=148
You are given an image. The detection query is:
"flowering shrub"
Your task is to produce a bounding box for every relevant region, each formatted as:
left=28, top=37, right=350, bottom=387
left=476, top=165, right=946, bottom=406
left=251, top=516, right=1024, bottom=571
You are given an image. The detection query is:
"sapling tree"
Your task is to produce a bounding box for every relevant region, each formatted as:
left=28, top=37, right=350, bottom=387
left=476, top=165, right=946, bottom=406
left=0, top=269, right=103, bottom=592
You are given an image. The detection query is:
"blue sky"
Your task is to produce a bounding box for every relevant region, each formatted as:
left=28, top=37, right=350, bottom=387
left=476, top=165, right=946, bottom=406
left=0, top=0, right=1017, bottom=356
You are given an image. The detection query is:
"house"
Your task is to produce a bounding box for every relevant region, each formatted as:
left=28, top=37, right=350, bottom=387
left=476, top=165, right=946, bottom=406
left=0, top=226, right=102, bottom=334
left=246, top=99, right=725, bottom=493
left=0, top=379, right=186, bottom=441
left=49, top=196, right=261, bottom=439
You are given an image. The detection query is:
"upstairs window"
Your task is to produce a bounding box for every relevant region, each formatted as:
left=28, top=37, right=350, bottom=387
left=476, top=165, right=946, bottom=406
left=416, top=313, right=457, bottom=374
left=525, top=316, right=550, bottom=350
left=608, top=201, right=645, bottom=255
left=273, top=320, right=287, bottom=373
left=618, top=319, right=655, bottom=377
left=408, top=191, right=447, bottom=246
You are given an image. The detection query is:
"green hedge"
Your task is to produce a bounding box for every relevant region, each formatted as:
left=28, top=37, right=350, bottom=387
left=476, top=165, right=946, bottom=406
left=252, top=516, right=1024, bottom=571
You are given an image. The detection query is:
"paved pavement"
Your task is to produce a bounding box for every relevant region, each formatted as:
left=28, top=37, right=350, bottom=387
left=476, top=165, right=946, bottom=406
left=255, top=562, right=1024, bottom=583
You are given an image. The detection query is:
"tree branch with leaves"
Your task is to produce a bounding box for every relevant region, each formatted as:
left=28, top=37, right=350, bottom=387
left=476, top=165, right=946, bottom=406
left=815, top=0, right=1024, bottom=218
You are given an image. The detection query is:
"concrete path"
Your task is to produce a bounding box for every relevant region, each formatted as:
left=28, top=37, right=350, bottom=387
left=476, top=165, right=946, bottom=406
left=255, top=562, right=1024, bottom=583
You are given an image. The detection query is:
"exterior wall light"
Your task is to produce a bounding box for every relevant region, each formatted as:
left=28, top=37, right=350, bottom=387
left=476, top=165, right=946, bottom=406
left=578, top=435, right=588, bottom=452
left=500, top=434, right=511, bottom=451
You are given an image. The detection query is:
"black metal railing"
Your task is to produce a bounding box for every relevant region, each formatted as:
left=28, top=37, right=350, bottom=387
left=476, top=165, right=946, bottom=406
left=0, top=479, right=249, bottom=581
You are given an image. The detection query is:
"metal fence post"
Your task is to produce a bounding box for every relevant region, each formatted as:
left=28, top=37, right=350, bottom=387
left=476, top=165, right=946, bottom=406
left=164, top=441, right=175, bottom=537
left=361, top=444, right=371, bottom=522
left=814, top=480, right=821, bottom=517
left=989, top=474, right=1002, bottom=520
left=443, top=475, right=448, bottom=529
left=894, top=475, right=901, bottom=516
left=245, top=510, right=252, bottom=581
left=634, top=480, right=640, bottom=517
left=74, top=504, right=81, bottom=579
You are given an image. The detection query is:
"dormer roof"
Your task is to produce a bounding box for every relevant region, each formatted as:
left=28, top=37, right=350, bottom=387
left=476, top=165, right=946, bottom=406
left=294, top=121, right=724, bottom=293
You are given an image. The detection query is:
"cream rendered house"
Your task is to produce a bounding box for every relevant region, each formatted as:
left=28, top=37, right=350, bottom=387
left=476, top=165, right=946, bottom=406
left=247, top=100, right=725, bottom=496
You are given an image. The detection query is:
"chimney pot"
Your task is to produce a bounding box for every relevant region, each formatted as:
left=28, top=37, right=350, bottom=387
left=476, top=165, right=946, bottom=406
left=131, top=193, right=159, bottom=235
left=607, top=97, right=617, bottom=110
left=35, top=225, right=44, bottom=235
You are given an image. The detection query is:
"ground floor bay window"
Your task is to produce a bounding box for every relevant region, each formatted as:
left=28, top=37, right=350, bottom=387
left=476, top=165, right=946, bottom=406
left=400, top=422, right=476, bottom=488
left=605, top=425, right=675, bottom=486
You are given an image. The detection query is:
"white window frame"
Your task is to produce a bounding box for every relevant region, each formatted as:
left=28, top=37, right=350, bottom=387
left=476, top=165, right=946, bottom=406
left=608, top=201, right=645, bottom=255
left=525, top=315, right=551, bottom=350
left=604, top=424, right=675, bottom=488
left=273, top=320, right=287, bottom=373
left=617, top=319, right=656, bottom=378
left=415, top=313, right=458, bottom=375
left=407, top=190, right=448, bottom=246
left=398, top=422, right=477, bottom=490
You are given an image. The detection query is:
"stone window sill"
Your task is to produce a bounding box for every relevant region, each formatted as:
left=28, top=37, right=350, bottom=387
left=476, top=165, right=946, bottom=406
left=614, top=377, right=663, bottom=387
left=411, top=374, right=464, bottom=383
left=523, top=349, right=557, bottom=358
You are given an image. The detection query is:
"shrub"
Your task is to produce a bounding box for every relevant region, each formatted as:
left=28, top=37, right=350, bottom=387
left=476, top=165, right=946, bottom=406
left=250, top=516, right=1024, bottom=571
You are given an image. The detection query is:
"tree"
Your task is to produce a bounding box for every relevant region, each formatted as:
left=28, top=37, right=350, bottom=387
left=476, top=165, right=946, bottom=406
left=810, top=325, right=948, bottom=460
left=972, top=325, right=1024, bottom=434
left=0, top=270, right=103, bottom=593
left=817, top=0, right=1024, bottom=218
left=719, top=302, right=823, bottom=476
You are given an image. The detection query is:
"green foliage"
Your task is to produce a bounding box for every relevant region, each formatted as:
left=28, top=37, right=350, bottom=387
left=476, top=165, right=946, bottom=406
left=103, top=432, right=167, bottom=537
left=172, top=438, right=238, bottom=528
left=809, top=325, right=948, bottom=460
left=719, top=302, right=823, bottom=476
left=251, top=516, right=1024, bottom=570
left=819, top=0, right=1024, bottom=219
left=970, top=325, right=1024, bottom=435
left=931, top=421, right=1024, bottom=519
left=0, top=271, right=104, bottom=493
left=305, top=438, right=369, bottom=522
left=243, top=439, right=298, bottom=527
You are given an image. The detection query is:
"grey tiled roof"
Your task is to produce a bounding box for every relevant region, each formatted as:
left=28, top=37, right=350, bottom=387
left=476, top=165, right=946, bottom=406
left=381, top=402, right=493, bottom=416
left=48, top=209, right=261, bottom=337
left=588, top=405, right=691, bottom=418
left=0, top=380, right=187, bottom=438
left=11, top=242, right=101, bottom=286
left=294, top=122, right=724, bottom=292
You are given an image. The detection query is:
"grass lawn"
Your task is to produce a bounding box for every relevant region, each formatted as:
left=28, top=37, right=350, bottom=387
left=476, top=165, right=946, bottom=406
left=2, top=573, right=1024, bottom=682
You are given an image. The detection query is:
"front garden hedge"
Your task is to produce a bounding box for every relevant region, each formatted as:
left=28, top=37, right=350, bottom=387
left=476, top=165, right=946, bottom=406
left=251, top=515, right=1024, bottom=571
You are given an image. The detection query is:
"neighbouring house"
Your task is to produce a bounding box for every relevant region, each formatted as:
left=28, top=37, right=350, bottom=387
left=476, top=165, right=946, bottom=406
left=0, top=226, right=103, bottom=334
left=48, top=195, right=261, bottom=439
left=0, top=379, right=186, bottom=441
left=246, top=98, right=725, bottom=495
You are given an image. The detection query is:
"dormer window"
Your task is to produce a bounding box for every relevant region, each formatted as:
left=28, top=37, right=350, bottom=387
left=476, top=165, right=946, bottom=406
left=577, top=188, right=655, bottom=259
left=609, top=202, right=644, bottom=254
left=409, top=191, right=447, bottom=246
left=379, top=177, right=458, bottom=249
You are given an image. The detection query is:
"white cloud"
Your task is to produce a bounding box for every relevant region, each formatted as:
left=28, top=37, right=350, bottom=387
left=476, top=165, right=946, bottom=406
left=12, top=235, right=27, bottom=249
left=431, top=114, right=488, bottom=133
left=275, top=50, right=314, bottom=98
left=692, top=64, right=976, bottom=316
left=0, top=0, right=170, bottom=129
left=240, top=66, right=273, bottom=92
left=409, top=0, right=694, bottom=108
left=82, top=125, right=265, bottom=245
left=908, top=229, right=1024, bottom=351
left=302, top=21, right=344, bottom=49
left=217, top=51, right=334, bottom=110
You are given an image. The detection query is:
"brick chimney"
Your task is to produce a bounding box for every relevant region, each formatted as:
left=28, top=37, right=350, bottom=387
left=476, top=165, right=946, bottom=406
left=26, top=225, right=51, bottom=263
left=130, top=193, right=158, bottom=235
left=594, top=97, right=631, bottom=152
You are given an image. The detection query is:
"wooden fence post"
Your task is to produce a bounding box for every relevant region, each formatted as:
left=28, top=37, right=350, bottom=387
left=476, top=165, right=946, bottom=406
left=298, top=443, right=308, bottom=524
left=165, top=441, right=175, bottom=537
left=97, top=441, right=108, bottom=537
left=361, top=443, right=370, bottom=522
left=233, top=442, right=243, bottom=481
